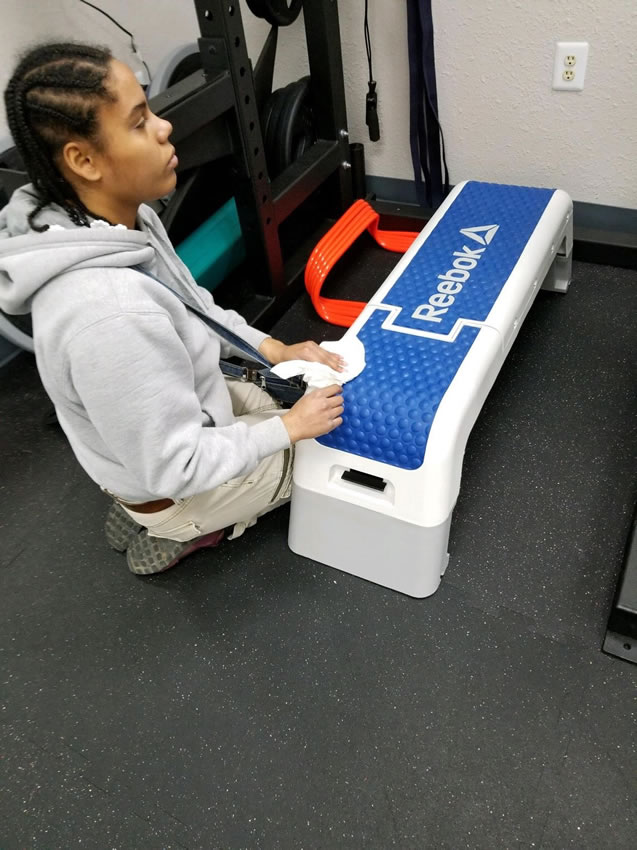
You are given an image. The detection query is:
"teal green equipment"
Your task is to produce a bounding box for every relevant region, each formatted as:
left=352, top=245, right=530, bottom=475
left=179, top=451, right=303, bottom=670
left=175, top=197, right=245, bottom=293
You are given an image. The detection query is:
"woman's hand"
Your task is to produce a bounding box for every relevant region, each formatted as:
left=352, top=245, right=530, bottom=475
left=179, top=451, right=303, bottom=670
left=282, top=385, right=344, bottom=443
left=259, top=337, right=345, bottom=372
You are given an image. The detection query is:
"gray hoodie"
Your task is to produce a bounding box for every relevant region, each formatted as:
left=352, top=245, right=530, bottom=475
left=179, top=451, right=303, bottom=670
left=0, top=185, right=289, bottom=501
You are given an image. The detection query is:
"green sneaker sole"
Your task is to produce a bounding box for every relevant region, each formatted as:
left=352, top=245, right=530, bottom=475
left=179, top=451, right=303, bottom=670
left=105, top=502, right=143, bottom=552
left=126, top=528, right=225, bottom=575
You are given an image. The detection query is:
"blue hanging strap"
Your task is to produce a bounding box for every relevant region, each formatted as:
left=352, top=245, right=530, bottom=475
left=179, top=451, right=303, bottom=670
left=407, top=0, right=449, bottom=209
left=131, top=265, right=305, bottom=404
left=407, top=0, right=428, bottom=207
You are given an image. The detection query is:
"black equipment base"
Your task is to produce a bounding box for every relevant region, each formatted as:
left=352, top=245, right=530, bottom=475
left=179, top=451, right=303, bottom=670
left=603, top=507, right=637, bottom=664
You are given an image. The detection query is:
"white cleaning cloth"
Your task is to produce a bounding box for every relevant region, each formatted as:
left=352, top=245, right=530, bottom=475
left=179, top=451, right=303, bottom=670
left=270, top=337, right=366, bottom=389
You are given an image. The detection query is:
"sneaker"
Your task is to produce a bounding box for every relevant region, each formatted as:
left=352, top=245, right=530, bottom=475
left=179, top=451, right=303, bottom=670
left=105, top=502, right=143, bottom=552
left=126, top=528, right=225, bottom=575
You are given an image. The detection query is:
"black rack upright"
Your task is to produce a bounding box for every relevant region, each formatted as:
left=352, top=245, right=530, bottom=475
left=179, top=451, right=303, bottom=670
left=150, top=0, right=353, bottom=323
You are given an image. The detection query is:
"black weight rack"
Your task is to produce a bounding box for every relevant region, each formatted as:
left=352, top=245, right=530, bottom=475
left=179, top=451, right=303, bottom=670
left=149, top=0, right=353, bottom=328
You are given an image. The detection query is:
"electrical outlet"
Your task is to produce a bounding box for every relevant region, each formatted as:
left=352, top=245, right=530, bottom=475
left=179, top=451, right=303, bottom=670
left=553, top=41, right=589, bottom=91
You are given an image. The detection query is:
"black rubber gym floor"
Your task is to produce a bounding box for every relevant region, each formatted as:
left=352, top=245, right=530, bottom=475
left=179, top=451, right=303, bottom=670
left=1, top=249, right=636, bottom=849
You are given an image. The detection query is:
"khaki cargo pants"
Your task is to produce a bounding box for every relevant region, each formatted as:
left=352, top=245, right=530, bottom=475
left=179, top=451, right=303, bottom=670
left=121, top=379, right=293, bottom=542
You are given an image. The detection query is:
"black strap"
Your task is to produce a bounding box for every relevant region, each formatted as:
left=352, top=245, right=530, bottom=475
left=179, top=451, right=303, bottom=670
left=407, top=0, right=428, bottom=207
left=131, top=266, right=306, bottom=405
left=132, top=265, right=270, bottom=367
left=407, top=0, right=449, bottom=209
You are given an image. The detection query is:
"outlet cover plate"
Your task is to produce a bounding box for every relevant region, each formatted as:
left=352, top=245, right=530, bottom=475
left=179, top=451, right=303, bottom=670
left=553, top=41, right=588, bottom=91
left=553, top=41, right=589, bottom=91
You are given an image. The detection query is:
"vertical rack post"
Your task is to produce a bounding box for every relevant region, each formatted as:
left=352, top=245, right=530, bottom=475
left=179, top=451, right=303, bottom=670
left=191, top=0, right=353, bottom=304
left=302, top=0, right=353, bottom=213
left=194, top=0, right=284, bottom=295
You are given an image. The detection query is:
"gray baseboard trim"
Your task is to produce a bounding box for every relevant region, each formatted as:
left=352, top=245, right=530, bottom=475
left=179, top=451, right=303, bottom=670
left=366, top=176, right=424, bottom=207
left=366, top=175, right=637, bottom=236
left=367, top=175, right=637, bottom=269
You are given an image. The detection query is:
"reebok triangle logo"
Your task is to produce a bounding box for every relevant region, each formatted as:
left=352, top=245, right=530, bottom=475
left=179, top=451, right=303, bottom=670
left=459, top=224, right=499, bottom=246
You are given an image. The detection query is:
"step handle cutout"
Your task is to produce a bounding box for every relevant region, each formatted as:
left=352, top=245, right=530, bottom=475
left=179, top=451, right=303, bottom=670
left=341, top=469, right=387, bottom=492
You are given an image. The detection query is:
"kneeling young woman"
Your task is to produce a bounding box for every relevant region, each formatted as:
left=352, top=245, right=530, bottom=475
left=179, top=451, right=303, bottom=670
left=0, top=42, right=344, bottom=574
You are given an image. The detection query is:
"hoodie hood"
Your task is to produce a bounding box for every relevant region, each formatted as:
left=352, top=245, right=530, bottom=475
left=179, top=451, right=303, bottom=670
left=0, top=184, right=154, bottom=314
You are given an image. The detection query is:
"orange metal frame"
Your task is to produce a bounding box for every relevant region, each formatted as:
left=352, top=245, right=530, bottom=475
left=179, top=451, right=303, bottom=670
left=304, top=199, right=420, bottom=327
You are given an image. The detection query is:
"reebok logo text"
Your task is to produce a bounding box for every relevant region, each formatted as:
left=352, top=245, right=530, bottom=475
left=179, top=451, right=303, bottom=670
left=414, top=227, right=497, bottom=324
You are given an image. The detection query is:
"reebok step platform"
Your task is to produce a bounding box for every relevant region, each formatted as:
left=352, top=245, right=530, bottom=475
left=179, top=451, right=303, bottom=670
left=288, top=180, right=573, bottom=597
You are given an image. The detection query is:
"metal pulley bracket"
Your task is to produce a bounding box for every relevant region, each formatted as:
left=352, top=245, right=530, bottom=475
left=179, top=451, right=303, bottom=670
left=246, top=0, right=303, bottom=28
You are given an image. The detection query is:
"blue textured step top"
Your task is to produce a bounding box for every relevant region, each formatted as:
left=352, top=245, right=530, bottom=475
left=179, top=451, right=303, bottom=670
left=318, top=181, right=554, bottom=470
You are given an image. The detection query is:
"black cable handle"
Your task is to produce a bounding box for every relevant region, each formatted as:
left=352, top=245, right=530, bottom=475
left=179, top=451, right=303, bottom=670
left=364, top=0, right=380, bottom=141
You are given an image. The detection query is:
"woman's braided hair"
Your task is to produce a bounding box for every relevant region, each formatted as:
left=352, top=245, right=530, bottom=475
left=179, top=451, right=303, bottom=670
left=4, top=42, right=115, bottom=231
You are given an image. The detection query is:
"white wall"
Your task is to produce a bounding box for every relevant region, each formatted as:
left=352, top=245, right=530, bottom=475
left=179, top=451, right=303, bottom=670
left=341, top=0, right=637, bottom=209
left=0, top=0, right=303, bottom=140
left=0, top=0, right=201, bottom=133
left=1, top=0, right=636, bottom=209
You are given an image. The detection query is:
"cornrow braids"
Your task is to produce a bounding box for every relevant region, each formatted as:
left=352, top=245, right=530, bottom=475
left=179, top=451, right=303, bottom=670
left=3, top=42, right=116, bottom=231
